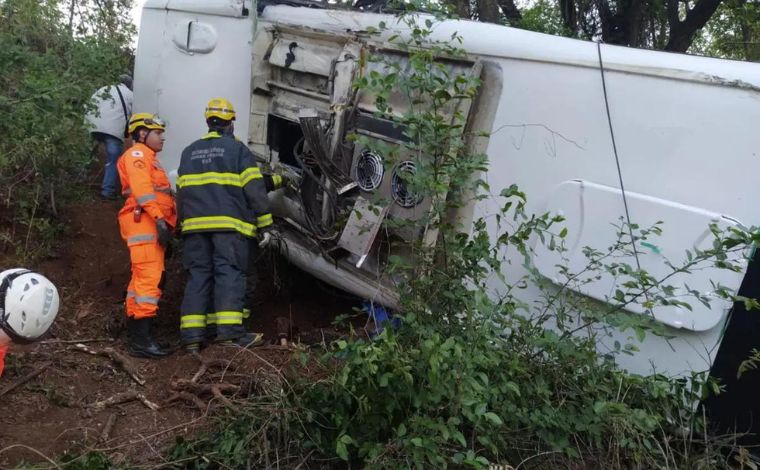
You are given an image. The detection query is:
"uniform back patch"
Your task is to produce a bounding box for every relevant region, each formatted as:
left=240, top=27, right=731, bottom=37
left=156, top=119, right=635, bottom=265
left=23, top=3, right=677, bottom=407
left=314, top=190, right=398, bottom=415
left=131, top=150, right=144, bottom=157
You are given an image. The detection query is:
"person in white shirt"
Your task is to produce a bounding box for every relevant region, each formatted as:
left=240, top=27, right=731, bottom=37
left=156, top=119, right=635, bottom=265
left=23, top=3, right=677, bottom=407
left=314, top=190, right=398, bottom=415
left=85, top=74, right=134, bottom=200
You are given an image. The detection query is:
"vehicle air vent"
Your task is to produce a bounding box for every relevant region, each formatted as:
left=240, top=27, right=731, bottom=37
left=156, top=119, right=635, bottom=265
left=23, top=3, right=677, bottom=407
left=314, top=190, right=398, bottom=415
left=356, top=149, right=384, bottom=192
left=391, top=161, right=422, bottom=208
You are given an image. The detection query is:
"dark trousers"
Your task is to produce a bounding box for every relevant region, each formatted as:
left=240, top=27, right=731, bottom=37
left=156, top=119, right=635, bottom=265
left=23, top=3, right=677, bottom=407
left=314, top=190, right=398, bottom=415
left=243, top=239, right=260, bottom=324
left=180, top=232, right=249, bottom=345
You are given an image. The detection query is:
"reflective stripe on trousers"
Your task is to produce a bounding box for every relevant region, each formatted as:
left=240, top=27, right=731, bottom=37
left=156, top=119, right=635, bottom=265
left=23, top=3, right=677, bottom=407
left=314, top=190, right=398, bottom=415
left=180, top=311, right=243, bottom=344
left=215, top=311, right=243, bottom=325
left=180, top=232, right=249, bottom=345
left=180, top=314, right=206, bottom=329
left=128, top=233, right=155, bottom=245
left=119, top=212, right=165, bottom=319
left=126, top=290, right=158, bottom=305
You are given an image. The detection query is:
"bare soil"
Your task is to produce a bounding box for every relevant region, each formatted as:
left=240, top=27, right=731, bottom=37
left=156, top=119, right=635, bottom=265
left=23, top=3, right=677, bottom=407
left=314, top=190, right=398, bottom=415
left=0, top=200, right=362, bottom=468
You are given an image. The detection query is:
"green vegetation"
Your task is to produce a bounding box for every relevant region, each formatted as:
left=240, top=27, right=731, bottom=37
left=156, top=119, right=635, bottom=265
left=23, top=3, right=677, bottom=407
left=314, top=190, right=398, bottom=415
left=2, top=1, right=759, bottom=468
left=0, top=0, right=133, bottom=261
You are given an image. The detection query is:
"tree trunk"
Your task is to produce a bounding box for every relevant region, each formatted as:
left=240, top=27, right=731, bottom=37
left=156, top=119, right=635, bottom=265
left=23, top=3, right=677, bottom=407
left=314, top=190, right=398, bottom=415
left=597, top=0, right=615, bottom=42
left=560, top=0, right=577, bottom=32
left=496, top=0, right=523, bottom=23
left=624, top=0, right=645, bottom=46
left=68, top=0, right=76, bottom=33
left=477, top=0, right=501, bottom=23
left=599, top=0, right=646, bottom=47
left=665, top=0, right=723, bottom=52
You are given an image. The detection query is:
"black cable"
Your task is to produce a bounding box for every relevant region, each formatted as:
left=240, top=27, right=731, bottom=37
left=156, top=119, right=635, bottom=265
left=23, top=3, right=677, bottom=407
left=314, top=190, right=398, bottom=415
left=596, top=42, right=644, bottom=276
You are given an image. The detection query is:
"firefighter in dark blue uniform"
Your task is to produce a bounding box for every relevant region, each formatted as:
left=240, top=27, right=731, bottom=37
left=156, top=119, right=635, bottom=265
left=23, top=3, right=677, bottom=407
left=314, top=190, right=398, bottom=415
left=177, top=98, right=273, bottom=352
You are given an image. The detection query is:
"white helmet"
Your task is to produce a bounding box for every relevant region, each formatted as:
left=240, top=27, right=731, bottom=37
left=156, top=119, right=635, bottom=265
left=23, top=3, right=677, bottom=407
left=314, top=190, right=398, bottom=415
left=0, top=269, right=60, bottom=343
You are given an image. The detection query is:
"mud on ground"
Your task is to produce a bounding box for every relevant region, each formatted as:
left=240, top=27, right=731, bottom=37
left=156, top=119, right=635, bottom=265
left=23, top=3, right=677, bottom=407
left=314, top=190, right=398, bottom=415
left=0, top=200, right=364, bottom=468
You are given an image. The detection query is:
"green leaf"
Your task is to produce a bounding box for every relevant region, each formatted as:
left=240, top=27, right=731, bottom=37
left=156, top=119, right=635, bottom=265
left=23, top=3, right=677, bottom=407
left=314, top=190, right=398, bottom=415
left=635, top=326, right=646, bottom=342
left=483, top=412, right=503, bottom=425
left=379, top=373, right=390, bottom=387
left=336, top=441, right=348, bottom=460
left=505, top=381, right=520, bottom=396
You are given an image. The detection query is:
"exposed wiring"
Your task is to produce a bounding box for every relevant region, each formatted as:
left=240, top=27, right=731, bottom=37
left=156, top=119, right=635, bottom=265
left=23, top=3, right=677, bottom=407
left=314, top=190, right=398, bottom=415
left=293, top=136, right=341, bottom=240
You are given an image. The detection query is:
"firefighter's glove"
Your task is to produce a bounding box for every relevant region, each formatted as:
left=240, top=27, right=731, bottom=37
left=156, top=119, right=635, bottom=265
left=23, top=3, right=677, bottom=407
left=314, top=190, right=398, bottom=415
left=257, top=226, right=273, bottom=249
left=272, top=166, right=301, bottom=190
left=279, top=172, right=296, bottom=188
left=156, top=218, right=171, bottom=248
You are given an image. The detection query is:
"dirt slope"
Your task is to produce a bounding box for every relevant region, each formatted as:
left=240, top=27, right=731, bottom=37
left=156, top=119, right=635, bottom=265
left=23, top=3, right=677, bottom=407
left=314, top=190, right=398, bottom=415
left=0, top=200, right=359, bottom=467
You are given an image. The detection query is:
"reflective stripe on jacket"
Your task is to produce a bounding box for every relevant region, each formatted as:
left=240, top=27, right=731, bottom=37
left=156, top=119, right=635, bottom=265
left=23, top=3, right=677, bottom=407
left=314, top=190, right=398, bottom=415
left=264, top=174, right=284, bottom=192
left=177, top=132, right=272, bottom=237
left=117, top=142, right=177, bottom=227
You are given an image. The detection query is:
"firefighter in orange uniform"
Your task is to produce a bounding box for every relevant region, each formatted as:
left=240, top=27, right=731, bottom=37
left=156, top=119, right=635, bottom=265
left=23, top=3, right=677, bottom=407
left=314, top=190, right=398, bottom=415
left=117, top=113, right=176, bottom=358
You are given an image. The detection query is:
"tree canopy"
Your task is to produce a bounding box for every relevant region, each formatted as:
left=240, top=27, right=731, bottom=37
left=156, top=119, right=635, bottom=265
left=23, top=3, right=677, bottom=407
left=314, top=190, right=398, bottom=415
left=419, top=0, right=760, bottom=59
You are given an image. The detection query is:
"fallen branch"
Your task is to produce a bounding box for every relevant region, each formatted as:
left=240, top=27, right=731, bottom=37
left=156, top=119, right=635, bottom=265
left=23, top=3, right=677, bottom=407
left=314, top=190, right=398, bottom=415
left=41, top=338, right=113, bottom=345
left=191, top=357, right=231, bottom=383
left=246, top=345, right=295, bottom=352
left=99, top=414, right=118, bottom=443
left=72, top=343, right=145, bottom=386
left=87, top=391, right=159, bottom=412
left=165, top=391, right=207, bottom=412
left=0, top=362, right=51, bottom=397
left=171, top=379, right=239, bottom=407
left=294, top=450, right=316, bottom=470
left=93, top=415, right=207, bottom=453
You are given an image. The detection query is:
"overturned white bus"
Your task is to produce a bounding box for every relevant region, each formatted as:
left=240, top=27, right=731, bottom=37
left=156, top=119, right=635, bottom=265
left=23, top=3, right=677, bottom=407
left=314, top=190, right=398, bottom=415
left=133, top=0, right=760, bottom=431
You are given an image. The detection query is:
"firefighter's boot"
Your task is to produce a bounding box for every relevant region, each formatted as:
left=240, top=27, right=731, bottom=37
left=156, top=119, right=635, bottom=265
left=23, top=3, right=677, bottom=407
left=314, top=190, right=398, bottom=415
left=217, top=332, right=265, bottom=348
left=127, top=317, right=170, bottom=358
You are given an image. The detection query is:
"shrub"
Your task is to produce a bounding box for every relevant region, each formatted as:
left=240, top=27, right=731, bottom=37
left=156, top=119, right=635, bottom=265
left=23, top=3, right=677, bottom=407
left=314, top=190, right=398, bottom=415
left=0, top=0, right=133, bottom=260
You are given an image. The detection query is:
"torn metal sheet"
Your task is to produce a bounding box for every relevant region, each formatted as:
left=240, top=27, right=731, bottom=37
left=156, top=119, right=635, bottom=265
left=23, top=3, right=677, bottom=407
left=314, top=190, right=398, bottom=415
left=338, top=197, right=389, bottom=268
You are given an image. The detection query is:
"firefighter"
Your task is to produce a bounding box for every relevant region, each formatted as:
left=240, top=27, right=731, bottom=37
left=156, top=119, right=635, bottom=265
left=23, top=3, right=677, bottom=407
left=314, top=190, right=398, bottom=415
left=177, top=98, right=272, bottom=352
left=0, top=269, right=61, bottom=377
left=117, top=112, right=176, bottom=358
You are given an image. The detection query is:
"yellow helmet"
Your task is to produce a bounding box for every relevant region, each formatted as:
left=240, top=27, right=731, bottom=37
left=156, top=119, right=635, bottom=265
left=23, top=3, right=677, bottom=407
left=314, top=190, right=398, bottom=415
left=204, top=98, right=236, bottom=121
left=128, top=112, right=166, bottom=134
